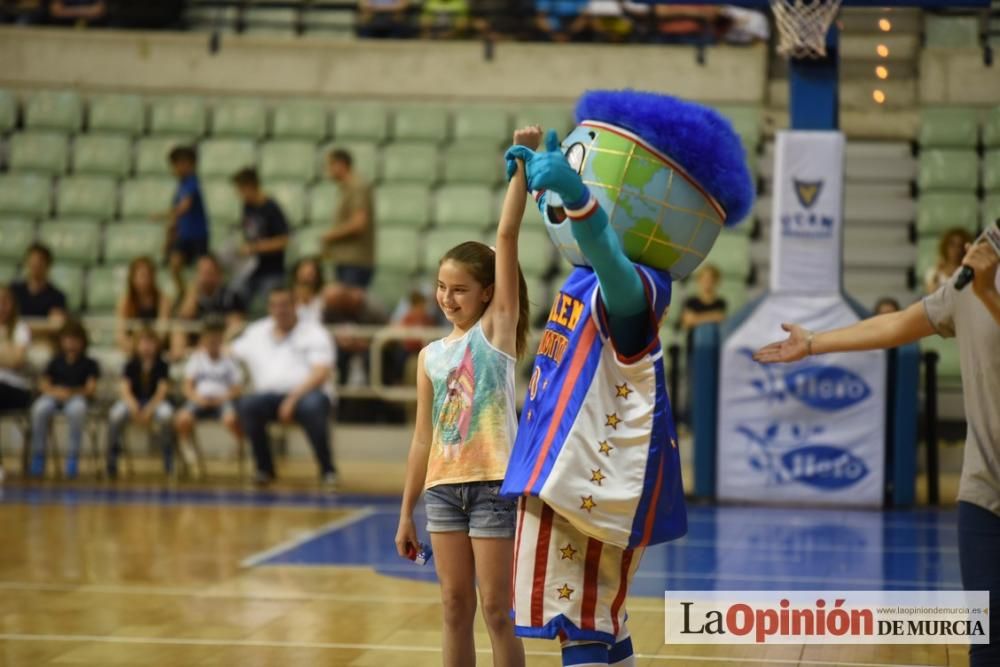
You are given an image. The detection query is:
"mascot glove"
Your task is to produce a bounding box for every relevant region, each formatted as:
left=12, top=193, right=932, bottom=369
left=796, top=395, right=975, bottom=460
left=505, top=129, right=587, bottom=207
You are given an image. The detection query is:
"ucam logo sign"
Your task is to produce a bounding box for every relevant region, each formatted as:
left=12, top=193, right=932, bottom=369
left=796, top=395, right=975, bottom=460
left=781, top=177, right=833, bottom=238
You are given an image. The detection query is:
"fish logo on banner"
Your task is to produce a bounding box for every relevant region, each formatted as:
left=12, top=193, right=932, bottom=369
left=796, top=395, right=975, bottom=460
left=739, top=349, right=872, bottom=411
left=782, top=178, right=833, bottom=238
left=738, top=422, right=870, bottom=490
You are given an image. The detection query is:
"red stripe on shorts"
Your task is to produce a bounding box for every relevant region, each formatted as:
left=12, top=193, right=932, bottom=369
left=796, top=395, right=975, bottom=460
left=581, top=538, right=603, bottom=630
left=611, top=548, right=633, bottom=636
left=512, top=496, right=527, bottom=608
left=530, top=503, right=555, bottom=627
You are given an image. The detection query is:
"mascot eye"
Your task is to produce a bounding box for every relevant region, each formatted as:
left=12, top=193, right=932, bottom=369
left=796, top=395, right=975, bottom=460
left=565, top=142, right=586, bottom=174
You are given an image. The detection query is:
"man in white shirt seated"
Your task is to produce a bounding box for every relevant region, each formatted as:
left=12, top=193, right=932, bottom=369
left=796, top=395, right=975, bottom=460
left=231, top=286, right=338, bottom=488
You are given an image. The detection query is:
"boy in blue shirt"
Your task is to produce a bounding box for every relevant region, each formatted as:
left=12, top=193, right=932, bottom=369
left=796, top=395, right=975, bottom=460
left=158, top=146, right=210, bottom=292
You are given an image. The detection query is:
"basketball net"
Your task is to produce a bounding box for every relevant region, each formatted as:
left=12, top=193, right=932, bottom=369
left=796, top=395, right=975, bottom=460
left=770, top=0, right=843, bottom=59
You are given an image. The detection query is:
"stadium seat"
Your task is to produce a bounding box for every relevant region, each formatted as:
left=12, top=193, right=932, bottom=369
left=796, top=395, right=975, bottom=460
left=0, top=89, right=17, bottom=134
left=211, top=99, right=268, bottom=140
left=393, top=106, right=448, bottom=143
left=120, top=177, right=175, bottom=219
left=210, top=221, right=240, bottom=253
left=510, top=226, right=555, bottom=278
left=916, top=193, right=979, bottom=237
left=88, top=93, right=145, bottom=136
left=86, top=264, right=128, bottom=312
left=301, top=4, right=355, bottom=37
left=920, top=334, right=962, bottom=387
left=272, top=102, right=328, bottom=141
left=452, top=108, right=509, bottom=144
left=377, top=184, right=431, bottom=228
left=56, top=175, right=118, bottom=220
left=269, top=181, right=307, bottom=227
left=917, top=149, right=978, bottom=192
left=918, top=108, right=979, bottom=149
left=434, top=185, right=494, bottom=229
left=333, top=104, right=388, bottom=142
left=203, top=179, right=241, bottom=226
left=307, top=182, right=339, bottom=225
left=259, top=140, right=317, bottom=182
left=72, top=134, right=132, bottom=178
left=288, top=225, right=327, bottom=261
left=0, top=174, right=51, bottom=218
left=39, top=219, right=101, bottom=266
left=199, top=138, right=257, bottom=178
left=150, top=96, right=207, bottom=136
left=423, top=229, right=472, bottom=269
left=983, top=194, right=1000, bottom=230
left=377, top=227, right=422, bottom=273
left=104, top=222, right=164, bottom=264
left=135, top=136, right=192, bottom=176
left=514, top=105, right=573, bottom=138
left=381, top=143, right=439, bottom=184
left=369, top=268, right=412, bottom=313
left=983, top=150, right=1000, bottom=193
left=924, top=15, right=981, bottom=49
left=0, top=217, right=34, bottom=262
left=49, top=265, right=85, bottom=312
left=322, top=140, right=378, bottom=182
left=984, top=107, right=1000, bottom=149
left=705, top=232, right=751, bottom=281
left=716, top=105, right=762, bottom=149
left=916, top=236, right=939, bottom=283
left=9, top=132, right=69, bottom=175
left=442, top=143, right=502, bottom=185
left=25, top=90, right=83, bottom=132
left=717, top=279, right=749, bottom=313
left=243, top=6, right=299, bottom=34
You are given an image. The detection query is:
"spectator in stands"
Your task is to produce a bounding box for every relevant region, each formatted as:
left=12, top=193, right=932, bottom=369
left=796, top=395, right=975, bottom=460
left=534, top=0, right=588, bottom=42
left=925, top=227, right=973, bottom=295
left=323, top=150, right=376, bottom=290
left=154, top=146, right=209, bottom=296
left=169, top=253, right=245, bottom=358
left=420, top=0, right=469, bottom=37
left=292, top=257, right=325, bottom=323
left=680, top=263, right=727, bottom=348
left=10, top=243, right=67, bottom=335
left=29, top=319, right=99, bottom=479
left=645, top=4, right=727, bottom=43
left=469, top=0, right=520, bottom=37
left=232, top=168, right=290, bottom=314
left=231, top=286, right=337, bottom=488
left=357, top=0, right=413, bottom=38
left=3, top=0, right=46, bottom=24
left=584, top=0, right=632, bottom=42
left=47, top=0, right=107, bottom=26
left=390, top=289, right=438, bottom=386
left=325, top=283, right=387, bottom=388
left=0, top=285, right=32, bottom=413
left=874, top=296, right=901, bottom=315
left=106, top=327, right=174, bottom=479
left=115, top=256, right=172, bottom=352
left=174, top=317, right=243, bottom=480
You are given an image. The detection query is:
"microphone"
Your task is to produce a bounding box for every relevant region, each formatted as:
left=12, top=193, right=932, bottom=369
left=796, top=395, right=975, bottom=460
left=954, top=219, right=1000, bottom=291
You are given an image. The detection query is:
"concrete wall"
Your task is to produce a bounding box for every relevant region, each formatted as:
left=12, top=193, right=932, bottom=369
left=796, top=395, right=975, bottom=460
left=0, top=27, right=767, bottom=104
left=920, top=48, right=1000, bottom=106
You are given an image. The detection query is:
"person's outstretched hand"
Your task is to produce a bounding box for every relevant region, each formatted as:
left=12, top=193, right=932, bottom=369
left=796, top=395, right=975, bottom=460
left=504, top=129, right=587, bottom=204
left=752, top=323, right=811, bottom=364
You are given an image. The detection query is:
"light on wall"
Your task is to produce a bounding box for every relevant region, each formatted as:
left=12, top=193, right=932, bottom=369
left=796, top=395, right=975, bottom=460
left=875, top=65, right=889, bottom=79
left=872, top=90, right=886, bottom=104
left=878, top=18, right=892, bottom=31
left=876, top=44, right=890, bottom=58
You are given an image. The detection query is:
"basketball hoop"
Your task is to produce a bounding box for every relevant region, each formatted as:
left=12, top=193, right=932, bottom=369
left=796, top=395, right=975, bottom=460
left=770, top=0, right=843, bottom=59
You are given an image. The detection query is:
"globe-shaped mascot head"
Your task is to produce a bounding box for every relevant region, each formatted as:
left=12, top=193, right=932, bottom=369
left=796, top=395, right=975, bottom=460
left=539, top=90, right=755, bottom=280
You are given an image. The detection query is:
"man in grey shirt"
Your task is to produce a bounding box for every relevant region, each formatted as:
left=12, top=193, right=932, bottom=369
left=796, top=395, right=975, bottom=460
left=754, top=239, right=1000, bottom=665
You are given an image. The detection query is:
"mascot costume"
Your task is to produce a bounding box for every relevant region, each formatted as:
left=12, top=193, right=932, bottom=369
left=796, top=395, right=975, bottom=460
left=500, top=90, right=754, bottom=666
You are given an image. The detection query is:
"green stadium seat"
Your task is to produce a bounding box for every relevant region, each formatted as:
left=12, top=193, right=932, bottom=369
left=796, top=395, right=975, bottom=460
left=423, top=229, right=472, bottom=268
left=434, top=185, right=494, bottom=229
left=104, top=221, right=164, bottom=263
left=452, top=108, right=509, bottom=144
left=134, top=136, right=192, bottom=176
left=333, top=104, right=388, bottom=142
left=0, top=262, right=17, bottom=283
left=917, top=149, right=978, bottom=192
left=513, top=106, right=573, bottom=137
left=150, top=96, right=206, bottom=136
left=717, top=279, right=749, bottom=313
left=0, top=89, right=17, bottom=134
left=442, top=143, right=502, bottom=185
left=916, top=236, right=939, bottom=283
left=269, top=181, right=307, bottom=227
left=50, top=265, right=85, bottom=312
left=984, top=106, right=1000, bottom=149
left=919, top=108, right=979, bottom=149
left=0, top=217, right=34, bottom=261
left=289, top=225, right=327, bottom=261
left=243, top=6, right=299, bottom=34
left=259, top=140, right=317, bottom=182
left=72, top=134, right=132, bottom=178
left=369, top=268, right=411, bottom=313
left=511, top=226, right=555, bottom=278
left=376, top=227, right=421, bottom=273
left=9, top=132, right=69, bottom=175
left=210, top=221, right=240, bottom=252
left=916, top=193, right=979, bottom=237
left=381, top=143, right=439, bottom=184
left=272, top=102, right=328, bottom=141
left=0, top=174, right=51, bottom=218
left=322, top=140, right=378, bottom=182
left=199, top=138, right=257, bottom=178
left=203, top=179, right=241, bottom=226
left=920, top=334, right=961, bottom=387
left=120, top=177, right=175, bottom=219
left=85, top=264, right=128, bottom=313
left=983, top=150, right=1000, bottom=193
left=983, top=194, right=1000, bottom=230
left=88, top=93, right=145, bottom=136
left=716, top=105, right=762, bottom=149
left=377, top=184, right=431, bottom=228
left=56, top=175, right=117, bottom=220
left=924, top=15, right=981, bottom=49
left=393, top=106, right=448, bottom=143
left=25, top=90, right=83, bottom=132
left=211, top=99, right=268, bottom=139
left=39, top=219, right=101, bottom=266
left=307, top=182, right=340, bottom=225
left=705, top=232, right=750, bottom=281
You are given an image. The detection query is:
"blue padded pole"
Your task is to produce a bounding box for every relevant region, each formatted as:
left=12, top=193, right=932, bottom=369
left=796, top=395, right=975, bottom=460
left=788, top=25, right=840, bottom=130
left=891, top=343, right=920, bottom=506
left=692, top=322, right=721, bottom=498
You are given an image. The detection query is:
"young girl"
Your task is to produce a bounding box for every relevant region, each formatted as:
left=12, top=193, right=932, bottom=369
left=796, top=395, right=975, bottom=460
left=394, top=127, right=539, bottom=667
left=115, top=256, right=172, bottom=352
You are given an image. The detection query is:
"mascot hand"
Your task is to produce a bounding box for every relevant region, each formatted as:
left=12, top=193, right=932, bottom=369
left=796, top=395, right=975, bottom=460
left=505, top=129, right=587, bottom=206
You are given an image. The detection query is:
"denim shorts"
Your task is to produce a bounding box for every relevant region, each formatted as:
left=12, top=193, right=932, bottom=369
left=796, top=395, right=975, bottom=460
left=424, top=481, right=517, bottom=538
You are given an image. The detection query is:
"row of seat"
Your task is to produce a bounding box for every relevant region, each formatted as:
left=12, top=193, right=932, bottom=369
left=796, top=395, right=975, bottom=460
left=917, top=107, right=1000, bottom=150
left=917, top=149, right=1000, bottom=192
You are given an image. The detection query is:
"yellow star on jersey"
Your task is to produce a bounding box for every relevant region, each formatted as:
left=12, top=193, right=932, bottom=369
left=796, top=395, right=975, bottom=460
left=527, top=410, right=533, bottom=422
left=671, top=437, right=678, bottom=449
left=559, top=543, right=577, bottom=560
left=598, top=441, right=613, bottom=456
left=615, top=383, right=633, bottom=399
left=590, top=468, right=606, bottom=486
left=580, top=495, right=597, bottom=512
left=557, top=583, right=575, bottom=600
left=605, top=413, right=622, bottom=429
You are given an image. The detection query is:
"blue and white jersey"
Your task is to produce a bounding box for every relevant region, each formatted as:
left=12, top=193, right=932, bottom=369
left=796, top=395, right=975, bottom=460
left=500, top=264, right=687, bottom=549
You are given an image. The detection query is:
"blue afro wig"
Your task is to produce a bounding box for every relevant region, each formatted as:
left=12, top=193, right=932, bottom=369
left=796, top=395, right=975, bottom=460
left=575, top=89, right=754, bottom=225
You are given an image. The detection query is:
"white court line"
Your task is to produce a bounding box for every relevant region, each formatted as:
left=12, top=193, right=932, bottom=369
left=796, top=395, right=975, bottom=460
left=0, top=633, right=938, bottom=666
left=239, top=506, right=378, bottom=567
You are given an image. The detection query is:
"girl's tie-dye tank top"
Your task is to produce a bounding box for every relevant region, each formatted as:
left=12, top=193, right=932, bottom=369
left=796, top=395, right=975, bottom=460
left=423, top=320, right=516, bottom=489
